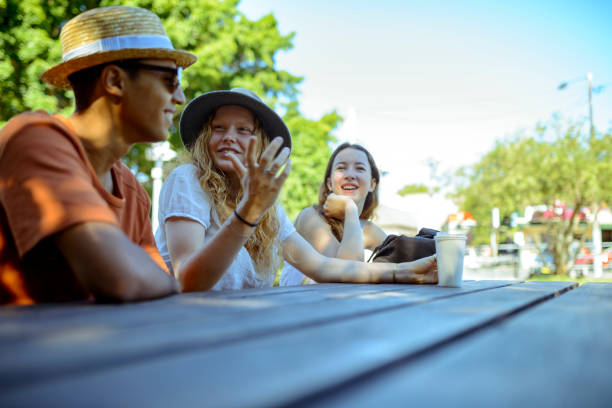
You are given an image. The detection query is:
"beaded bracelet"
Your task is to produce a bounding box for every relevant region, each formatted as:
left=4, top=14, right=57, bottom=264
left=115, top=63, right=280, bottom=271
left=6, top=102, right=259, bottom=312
left=234, top=209, right=258, bottom=228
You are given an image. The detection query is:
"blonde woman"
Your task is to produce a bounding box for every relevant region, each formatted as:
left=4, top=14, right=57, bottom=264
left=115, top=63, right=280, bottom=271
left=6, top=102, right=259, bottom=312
left=155, top=88, right=437, bottom=291
left=281, top=143, right=387, bottom=285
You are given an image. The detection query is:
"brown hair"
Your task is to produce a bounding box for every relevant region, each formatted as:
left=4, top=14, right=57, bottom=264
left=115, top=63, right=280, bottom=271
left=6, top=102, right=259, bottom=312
left=316, top=143, right=380, bottom=241
left=190, top=110, right=281, bottom=280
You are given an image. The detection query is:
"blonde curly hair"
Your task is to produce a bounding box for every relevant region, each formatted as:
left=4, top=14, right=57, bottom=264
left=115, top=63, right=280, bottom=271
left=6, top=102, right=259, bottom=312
left=190, top=113, right=281, bottom=280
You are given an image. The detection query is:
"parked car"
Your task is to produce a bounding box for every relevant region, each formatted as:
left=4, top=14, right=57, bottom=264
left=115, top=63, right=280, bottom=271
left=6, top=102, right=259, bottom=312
left=575, top=247, right=611, bottom=267
left=531, top=251, right=554, bottom=275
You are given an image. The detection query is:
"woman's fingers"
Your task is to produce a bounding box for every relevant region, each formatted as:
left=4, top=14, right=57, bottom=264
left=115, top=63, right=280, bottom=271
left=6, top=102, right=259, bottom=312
left=276, top=158, right=291, bottom=185
left=397, top=255, right=438, bottom=284
left=259, top=137, right=284, bottom=171
left=267, top=146, right=290, bottom=175
left=246, top=136, right=258, bottom=169
left=228, top=152, right=247, bottom=180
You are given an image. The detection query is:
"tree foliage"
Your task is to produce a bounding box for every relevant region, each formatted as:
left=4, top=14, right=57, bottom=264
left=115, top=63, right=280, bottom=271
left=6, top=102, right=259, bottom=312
left=0, top=0, right=342, bottom=214
left=280, top=101, right=342, bottom=220
left=452, top=116, right=612, bottom=274
left=0, top=0, right=87, bottom=119
left=397, top=183, right=430, bottom=196
left=397, top=159, right=446, bottom=197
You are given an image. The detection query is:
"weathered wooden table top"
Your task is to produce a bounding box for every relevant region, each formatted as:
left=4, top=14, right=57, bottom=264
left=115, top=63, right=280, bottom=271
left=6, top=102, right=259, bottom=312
left=1, top=280, right=611, bottom=407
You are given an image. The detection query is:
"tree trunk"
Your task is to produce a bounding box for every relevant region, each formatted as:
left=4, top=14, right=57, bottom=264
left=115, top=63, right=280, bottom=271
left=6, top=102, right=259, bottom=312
left=549, top=199, right=585, bottom=276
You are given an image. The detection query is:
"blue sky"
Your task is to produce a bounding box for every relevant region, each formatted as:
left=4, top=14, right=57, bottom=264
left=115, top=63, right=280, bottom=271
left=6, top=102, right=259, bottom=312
left=239, top=0, right=612, bottom=225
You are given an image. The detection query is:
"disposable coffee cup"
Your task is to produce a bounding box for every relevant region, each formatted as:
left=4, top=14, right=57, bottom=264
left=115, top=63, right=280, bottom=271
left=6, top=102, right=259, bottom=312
left=434, top=234, right=467, bottom=287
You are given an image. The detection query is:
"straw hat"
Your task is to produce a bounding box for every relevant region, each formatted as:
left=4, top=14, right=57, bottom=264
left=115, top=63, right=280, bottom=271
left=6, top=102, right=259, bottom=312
left=41, top=6, right=197, bottom=89
left=180, top=87, right=292, bottom=151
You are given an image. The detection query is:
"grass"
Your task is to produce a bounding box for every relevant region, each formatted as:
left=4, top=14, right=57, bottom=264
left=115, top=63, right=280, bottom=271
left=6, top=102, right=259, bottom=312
left=527, top=274, right=612, bottom=284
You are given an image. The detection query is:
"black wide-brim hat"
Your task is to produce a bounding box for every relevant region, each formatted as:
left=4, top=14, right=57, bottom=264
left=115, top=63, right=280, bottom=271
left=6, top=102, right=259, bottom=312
left=179, top=87, right=291, bottom=151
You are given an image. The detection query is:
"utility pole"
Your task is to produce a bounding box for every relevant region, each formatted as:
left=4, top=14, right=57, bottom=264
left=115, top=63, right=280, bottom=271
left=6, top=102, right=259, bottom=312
left=558, top=73, right=603, bottom=276
left=491, top=207, right=499, bottom=257
left=558, top=72, right=595, bottom=140
left=587, top=72, right=594, bottom=140
left=147, top=142, right=176, bottom=233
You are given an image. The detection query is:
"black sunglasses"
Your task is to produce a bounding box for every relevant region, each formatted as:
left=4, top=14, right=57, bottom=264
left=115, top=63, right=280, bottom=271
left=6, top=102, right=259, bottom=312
left=115, top=61, right=183, bottom=92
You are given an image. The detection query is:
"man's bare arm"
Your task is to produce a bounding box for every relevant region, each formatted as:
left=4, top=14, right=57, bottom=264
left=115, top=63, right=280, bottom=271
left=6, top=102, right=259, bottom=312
left=54, top=222, right=180, bottom=302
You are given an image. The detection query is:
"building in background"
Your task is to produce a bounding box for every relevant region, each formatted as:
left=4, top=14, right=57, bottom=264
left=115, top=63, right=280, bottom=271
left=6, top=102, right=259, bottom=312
left=441, top=210, right=477, bottom=237
left=374, top=205, right=419, bottom=236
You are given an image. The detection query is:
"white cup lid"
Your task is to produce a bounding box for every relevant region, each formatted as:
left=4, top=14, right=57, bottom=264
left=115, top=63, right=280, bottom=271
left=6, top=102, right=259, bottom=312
left=434, top=234, right=467, bottom=241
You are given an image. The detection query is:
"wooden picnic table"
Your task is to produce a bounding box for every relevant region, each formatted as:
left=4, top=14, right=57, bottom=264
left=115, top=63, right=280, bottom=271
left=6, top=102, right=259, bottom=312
left=1, top=280, right=611, bottom=407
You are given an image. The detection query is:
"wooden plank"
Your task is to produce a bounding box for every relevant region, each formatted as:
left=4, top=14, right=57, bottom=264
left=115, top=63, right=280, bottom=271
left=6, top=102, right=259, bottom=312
left=0, top=283, right=446, bottom=344
left=0, top=281, right=515, bottom=347
left=0, top=282, right=473, bottom=335
left=305, top=282, right=612, bottom=408
left=0, top=281, right=577, bottom=407
left=0, top=283, right=371, bottom=326
left=0, top=281, right=517, bottom=344
left=0, top=281, right=516, bottom=389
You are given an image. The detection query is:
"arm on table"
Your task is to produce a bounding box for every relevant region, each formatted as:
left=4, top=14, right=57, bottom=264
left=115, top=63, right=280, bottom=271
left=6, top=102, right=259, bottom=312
left=165, top=215, right=254, bottom=292
left=282, top=231, right=437, bottom=284
left=54, top=222, right=180, bottom=302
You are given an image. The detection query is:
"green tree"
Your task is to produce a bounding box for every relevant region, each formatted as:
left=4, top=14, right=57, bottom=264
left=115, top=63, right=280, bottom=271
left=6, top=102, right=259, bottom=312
left=397, top=183, right=430, bottom=196
left=1, top=0, right=341, bottom=211
left=397, top=159, right=446, bottom=197
left=0, top=0, right=91, bottom=119
left=0, top=0, right=301, bottom=120
left=280, top=101, right=342, bottom=220
left=452, top=116, right=612, bottom=275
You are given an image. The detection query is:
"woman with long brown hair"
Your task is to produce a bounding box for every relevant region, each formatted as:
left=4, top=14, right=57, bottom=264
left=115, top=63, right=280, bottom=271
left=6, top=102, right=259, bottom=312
left=280, top=143, right=387, bottom=285
left=155, top=88, right=436, bottom=291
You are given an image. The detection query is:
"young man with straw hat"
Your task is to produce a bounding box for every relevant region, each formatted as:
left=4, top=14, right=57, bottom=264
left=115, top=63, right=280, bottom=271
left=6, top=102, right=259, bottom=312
left=0, top=6, right=196, bottom=304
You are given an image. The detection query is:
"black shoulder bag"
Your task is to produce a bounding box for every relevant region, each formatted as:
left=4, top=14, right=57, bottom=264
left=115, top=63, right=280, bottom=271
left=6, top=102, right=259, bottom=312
left=368, top=228, right=439, bottom=263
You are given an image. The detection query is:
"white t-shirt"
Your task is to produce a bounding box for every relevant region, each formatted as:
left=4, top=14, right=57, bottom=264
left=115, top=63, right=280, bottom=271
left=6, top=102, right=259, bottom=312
left=280, top=261, right=314, bottom=286
left=155, top=164, right=295, bottom=290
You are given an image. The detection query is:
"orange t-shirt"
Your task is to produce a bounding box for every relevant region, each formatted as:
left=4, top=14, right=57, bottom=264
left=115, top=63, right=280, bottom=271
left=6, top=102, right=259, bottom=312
left=0, top=111, right=167, bottom=305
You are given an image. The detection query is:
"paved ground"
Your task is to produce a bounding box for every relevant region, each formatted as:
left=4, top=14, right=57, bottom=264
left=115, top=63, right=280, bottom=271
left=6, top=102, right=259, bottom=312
left=464, top=265, right=612, bottom=281
left=464, top=266, right=523, bottom=281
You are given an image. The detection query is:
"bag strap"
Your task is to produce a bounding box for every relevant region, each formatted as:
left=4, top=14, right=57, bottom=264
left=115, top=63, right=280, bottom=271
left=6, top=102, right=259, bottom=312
left=367, top=234, right=399, bottom=262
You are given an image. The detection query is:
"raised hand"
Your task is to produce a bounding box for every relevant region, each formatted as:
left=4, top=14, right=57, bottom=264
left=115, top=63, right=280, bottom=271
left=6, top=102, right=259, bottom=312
left=229, top=136, right=291, bottom=224
left=323, top=193, right=357, bottom=220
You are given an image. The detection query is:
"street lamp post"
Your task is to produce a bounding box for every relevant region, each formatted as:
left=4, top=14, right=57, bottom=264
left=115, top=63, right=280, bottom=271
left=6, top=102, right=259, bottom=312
left=557, top=72, right=595, bottom=140
left=147, top=142, right=176, bottom=233
left=491, top=207, right=499, bottom=257
left=587, top=72, right=594, bottom=140
left=557, top=73, right=602, bottom=277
